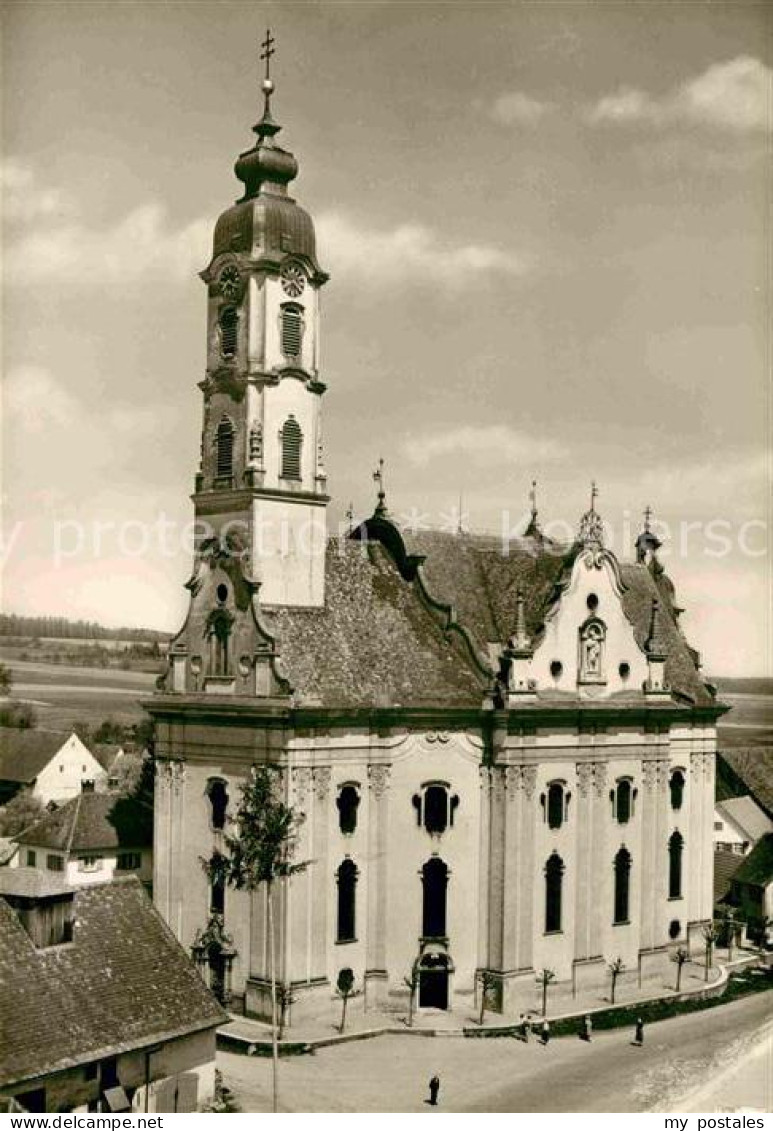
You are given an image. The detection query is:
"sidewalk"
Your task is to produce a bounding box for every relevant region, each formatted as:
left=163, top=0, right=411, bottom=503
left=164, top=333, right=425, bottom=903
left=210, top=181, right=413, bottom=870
left=218, top=947, right=756, bottom=1052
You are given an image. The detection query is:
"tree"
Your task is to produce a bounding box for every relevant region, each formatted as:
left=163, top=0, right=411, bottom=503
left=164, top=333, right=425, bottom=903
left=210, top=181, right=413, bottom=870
left=207, top=765, right=308, bottom=1113
left=607, top=957, right=625, bottom=1005
left=670, top=946, right=690, bottom=991
left=536, top=968, right=556, bottom=1017
left=0, top=663, right=12, bottom=696
left=0, top=702, right=37, bottom=729
left=336, top=967, right=356, bottom=1034
left=0, top=788, right=45, bottom=836
left=403, top=963, right=420, bottom=1027
left=702, top=921, right=720, bottom=982
left=476, top=970, right=499, bottom=1026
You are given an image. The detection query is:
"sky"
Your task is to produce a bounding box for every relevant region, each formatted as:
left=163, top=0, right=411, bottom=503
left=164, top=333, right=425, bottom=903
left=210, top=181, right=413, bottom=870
left=1, top=0, right=771, bottom=676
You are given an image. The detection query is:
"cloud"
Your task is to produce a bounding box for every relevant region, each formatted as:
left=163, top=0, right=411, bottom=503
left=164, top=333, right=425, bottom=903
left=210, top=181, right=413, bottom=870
left=491, top=91, right=554, bottom=126
left=3, top=366, right=76, bottom=432
left=3, top=170, right=211, bottom=287
left=1, top=159, right=70, bottom=223
left=586, top=56, right=772, bottom=132
left=402, top=425, right=566, bottom=468
left=317, top=213, right=530, bottom=288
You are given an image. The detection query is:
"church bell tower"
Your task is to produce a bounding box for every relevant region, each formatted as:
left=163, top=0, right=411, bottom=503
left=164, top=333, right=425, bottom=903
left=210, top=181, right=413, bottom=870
left=195, top=33, right=329, bottom=607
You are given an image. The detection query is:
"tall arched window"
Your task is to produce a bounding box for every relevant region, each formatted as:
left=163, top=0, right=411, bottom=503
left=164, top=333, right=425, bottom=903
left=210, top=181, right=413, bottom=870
left=544, top=852, right=564, bottom=933
left=206, top=778, right=229, bottom=831
left=668, top=831, right=684, bottom=899
left=546, top=782, right=566, bottom=830
left=412, top=784, right=459, bottom=835
left=216, top=417, right=235, bottom=480
left=210, top=875, right=225, bottom=915
left=336, top=859, right=358, bottom=943
left=219, top=306, right=238, bottom=359
left=613, top=847, right=632, bottom=924
left=280, top=416, right=302, bottom=480
left=421, top=857, right=449, bottom=938
left=281, top=304, right=303, bottom=357
left=670, top=770, right=685, bottom=811
left=336, top=784, right=360, bottom=835
left=612, top=779, right=633, bottom=825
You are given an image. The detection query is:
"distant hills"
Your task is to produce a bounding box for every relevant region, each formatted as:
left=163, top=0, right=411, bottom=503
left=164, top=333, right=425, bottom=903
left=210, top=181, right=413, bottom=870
left=0, top=615, right=170, bottom=644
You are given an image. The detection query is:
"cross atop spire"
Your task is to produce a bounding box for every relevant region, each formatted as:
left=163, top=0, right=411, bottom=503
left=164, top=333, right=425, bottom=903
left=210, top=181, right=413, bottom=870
left=373, top=458, right=388, bottom=517
left=260, top=28, right=275, bottom=83
left=529, top=479, right=538, bottom=521
left=590, top=480, right=598, bottom=513
left=643, top=504, right=653, bottom=533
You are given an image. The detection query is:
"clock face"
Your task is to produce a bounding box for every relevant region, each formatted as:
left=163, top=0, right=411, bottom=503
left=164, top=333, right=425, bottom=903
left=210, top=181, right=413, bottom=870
left=219, top=265, right=241, bottom=300
left=281, top=262, right=306, bottom=298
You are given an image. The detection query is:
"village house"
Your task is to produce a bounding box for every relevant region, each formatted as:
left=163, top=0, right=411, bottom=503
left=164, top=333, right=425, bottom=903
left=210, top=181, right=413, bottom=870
left=0, top=872, right=226, bottom=1113
left=11, top=791, right=153, bottom=891
left=0, top=731, right=108, bottom=806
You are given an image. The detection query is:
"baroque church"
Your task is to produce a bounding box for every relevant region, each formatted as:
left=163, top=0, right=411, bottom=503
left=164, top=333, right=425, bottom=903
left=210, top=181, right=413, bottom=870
left=148, top=50, right=726, bottom=1023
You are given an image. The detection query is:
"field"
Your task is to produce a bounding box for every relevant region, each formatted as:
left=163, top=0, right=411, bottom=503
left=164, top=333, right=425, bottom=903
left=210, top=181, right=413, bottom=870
left=0, top=657, right=157, bottom=735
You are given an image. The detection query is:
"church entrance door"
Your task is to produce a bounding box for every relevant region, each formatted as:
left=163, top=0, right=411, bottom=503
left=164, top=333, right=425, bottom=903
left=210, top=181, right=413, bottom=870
left=418, top=953, right=450, bottom=1010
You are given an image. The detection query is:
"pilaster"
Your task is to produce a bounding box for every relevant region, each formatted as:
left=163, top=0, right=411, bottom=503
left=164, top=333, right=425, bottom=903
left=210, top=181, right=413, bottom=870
left=364, top=763, right=390, bottom=1008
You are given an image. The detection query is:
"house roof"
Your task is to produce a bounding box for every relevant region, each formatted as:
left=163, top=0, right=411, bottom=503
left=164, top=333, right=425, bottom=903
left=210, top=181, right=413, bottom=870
left=732, top=833, right=773, bottom=890
left=0, top=838, right=17, bottom=866
left=716, top=796, right=773, bottom=843
left=260, top=526, right=715, bottom=710
left=0, top=866, right=73, bottom=900
left=15, top=792, right=153, bottom=853
left=0, top=730, right=70, bottom=784
left=714, top=849, right=744, bottom=904
left=0, top=877, right=228, bottom=1087
left=717, top=748, right=773, bottom=819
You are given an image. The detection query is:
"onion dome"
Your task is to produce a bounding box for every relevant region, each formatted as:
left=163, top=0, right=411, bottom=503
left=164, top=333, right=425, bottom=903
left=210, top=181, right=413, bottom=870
left=210, top=66, right=326, bottom=277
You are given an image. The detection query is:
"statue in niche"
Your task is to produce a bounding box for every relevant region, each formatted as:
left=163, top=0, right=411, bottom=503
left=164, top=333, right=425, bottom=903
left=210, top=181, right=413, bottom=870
left=206, top=606, right=235, bottom=676
left=249, top=422, right=263, bottom=464
left=579, top=620, right=606, bottom=681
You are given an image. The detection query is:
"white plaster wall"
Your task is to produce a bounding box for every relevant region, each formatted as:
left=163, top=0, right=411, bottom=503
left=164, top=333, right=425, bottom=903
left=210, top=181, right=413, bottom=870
left=33, top=735, right=107, bottom=805
left=259, top=375, right=319, bottom=493
left=251, top=496, right=326, bottom=607
left=531, top=555, right=648, bottom=696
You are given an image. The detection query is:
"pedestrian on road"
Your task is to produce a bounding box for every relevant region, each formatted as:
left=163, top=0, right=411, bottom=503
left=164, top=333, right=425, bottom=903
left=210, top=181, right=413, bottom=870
left=634, top=1017, right=644, bottom=1046
left=581, top=1014, right=592, bottom=1042
left=541, top=1020, right=550, bottom=1046
left=428, top=1074, right=440, bottom=1106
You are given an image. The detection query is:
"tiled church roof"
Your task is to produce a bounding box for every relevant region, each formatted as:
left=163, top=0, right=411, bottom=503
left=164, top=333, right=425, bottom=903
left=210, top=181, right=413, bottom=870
left=261, top=524, right=716, bottom=710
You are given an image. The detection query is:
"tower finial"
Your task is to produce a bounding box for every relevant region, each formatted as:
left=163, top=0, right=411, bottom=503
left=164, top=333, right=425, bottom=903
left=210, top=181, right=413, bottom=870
left=346, top=501, right=354, bottom=534
left=590, top=480, right=598, bottom=514
left=578, top=482, right=604, bottom=547
left=643, top=504, right=653, bottom=533
left=254, top=28, right=280, bottom=140
left=524, top=478, right=542, bottom=538
left=373, top=458, right=388, bottom=517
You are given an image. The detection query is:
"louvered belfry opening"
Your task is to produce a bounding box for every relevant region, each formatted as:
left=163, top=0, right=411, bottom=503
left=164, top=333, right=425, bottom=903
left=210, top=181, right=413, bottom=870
left=281, top=416, right=302, bottom=479
left=281, top=304, right=303, bottom=357
left=216, top=418, right=234, bottom=480
left=219, top=306, right=238, bottom=358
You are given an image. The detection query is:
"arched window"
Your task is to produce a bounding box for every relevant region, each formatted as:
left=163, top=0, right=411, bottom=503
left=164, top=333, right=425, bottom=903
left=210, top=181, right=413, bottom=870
left=215, top=417, right=235, bottom=480
left=336, top=784, right=360, bottom=835
left=613, top=847, right=632, bottom=924
left=421, top=857, right=449, bottom=938
left=280, top=416, right=302, bottom=480
left=544, top=852, right=564, bottom=933
left=612, top=779, right=634, bottom=825
left=206, top=778, right=229, bottom=830
left=219, top=306, right=238, bottom=359
left=668, top=831, right=684, bottom=899
left=281, top=304, right=303, bottom=357
left=336, top=859, right=358, bottom=943
left=545, top=782, right=567, bottom=830
left=210, top=875, right=225, bottom=915
left=412, top=784, right=459, bottom=835
left=578, top=617, right=606, bottom=682
left=670, top=770, right=685, bottom=811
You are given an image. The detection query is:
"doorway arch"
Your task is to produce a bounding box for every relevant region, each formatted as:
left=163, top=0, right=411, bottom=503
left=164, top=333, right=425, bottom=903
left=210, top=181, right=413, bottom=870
left=417, top=950, right=453, bottom=1010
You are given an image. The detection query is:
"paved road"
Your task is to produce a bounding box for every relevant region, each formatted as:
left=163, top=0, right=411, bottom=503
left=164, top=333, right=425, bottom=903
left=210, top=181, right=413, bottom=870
left=218, top=991, right=773, bottom=1113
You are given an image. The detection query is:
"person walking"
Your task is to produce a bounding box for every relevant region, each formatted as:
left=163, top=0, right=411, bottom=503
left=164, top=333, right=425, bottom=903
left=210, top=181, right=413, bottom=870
left=541, top=1019, right=550, bottom=1046
left=581, top=1014, right=592, bottom=1042
left=428, top=1074, right=440, bottom=1106
left=634, top=1017, right=644, bottom=1046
